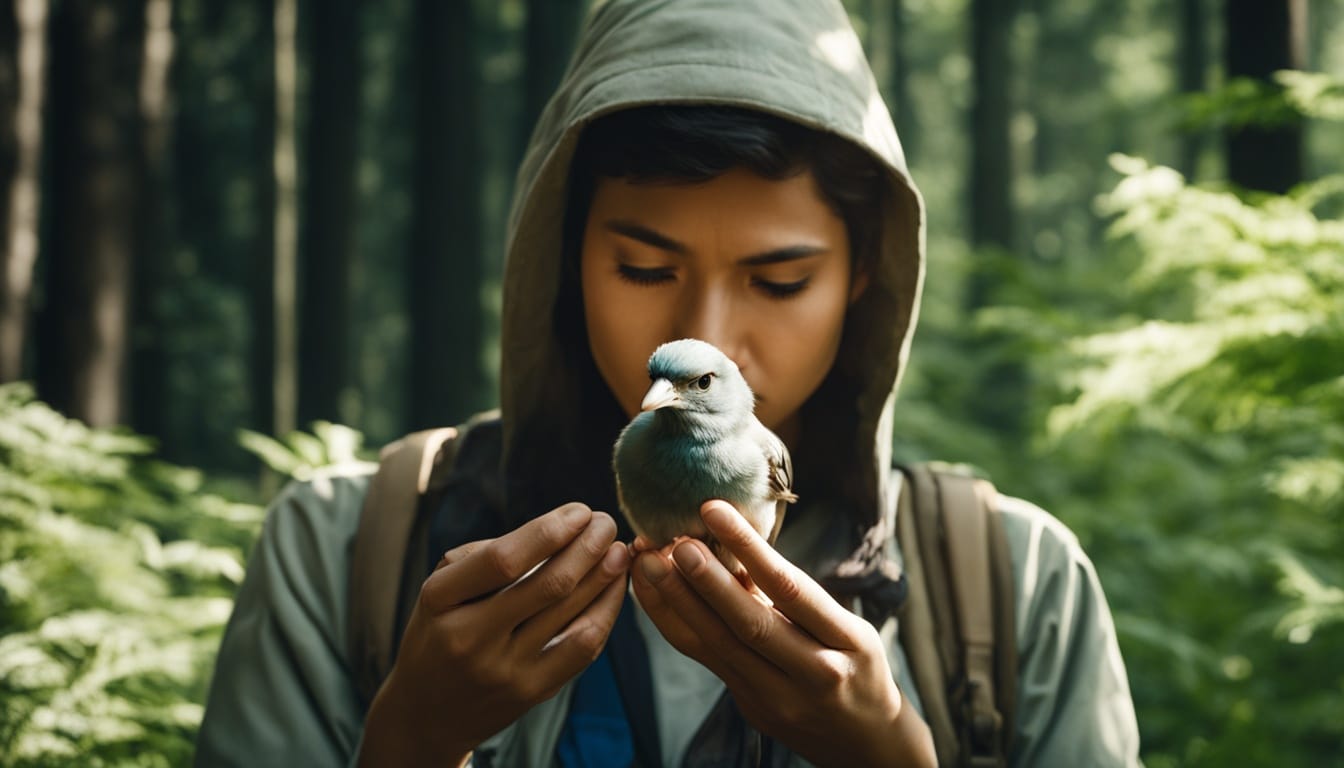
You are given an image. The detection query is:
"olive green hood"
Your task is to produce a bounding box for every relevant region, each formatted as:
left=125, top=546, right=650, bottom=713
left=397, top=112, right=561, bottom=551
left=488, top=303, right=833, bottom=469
left=500, top=0, right=926, bottom=530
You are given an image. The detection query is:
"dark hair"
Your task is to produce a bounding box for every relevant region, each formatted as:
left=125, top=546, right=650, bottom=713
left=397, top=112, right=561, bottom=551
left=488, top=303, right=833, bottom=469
left=564, top=105, right=885, bottom=276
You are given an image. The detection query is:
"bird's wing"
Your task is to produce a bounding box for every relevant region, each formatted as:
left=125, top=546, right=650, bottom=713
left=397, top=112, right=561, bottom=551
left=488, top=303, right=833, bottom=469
left=756, top=422, right=796, bottom=501
left=756, top=421, right=798, bottom=545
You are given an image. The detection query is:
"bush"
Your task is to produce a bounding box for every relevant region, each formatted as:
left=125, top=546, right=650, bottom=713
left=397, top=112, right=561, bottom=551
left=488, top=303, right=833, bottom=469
left=0, top=383, right=263, bottom=766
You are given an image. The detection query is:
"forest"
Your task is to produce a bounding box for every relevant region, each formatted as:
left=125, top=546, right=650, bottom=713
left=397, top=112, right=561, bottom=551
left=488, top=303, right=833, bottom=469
left=1, top=0, right=1341, bottom=764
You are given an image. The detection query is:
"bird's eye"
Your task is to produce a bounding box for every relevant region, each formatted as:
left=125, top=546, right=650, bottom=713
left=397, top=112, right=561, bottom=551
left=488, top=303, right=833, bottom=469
left=697, top=374, right=712, bottom=390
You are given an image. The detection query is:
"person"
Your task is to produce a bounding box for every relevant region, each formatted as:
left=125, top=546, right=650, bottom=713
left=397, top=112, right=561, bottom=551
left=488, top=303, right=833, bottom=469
left=194, top=0, right=1142, bottom=766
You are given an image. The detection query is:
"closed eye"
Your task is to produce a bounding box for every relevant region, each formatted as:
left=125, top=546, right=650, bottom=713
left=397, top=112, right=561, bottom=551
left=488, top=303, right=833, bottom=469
left=618, top=264, right=675, bottom=286
left=752, top=276, right=811, bottom=299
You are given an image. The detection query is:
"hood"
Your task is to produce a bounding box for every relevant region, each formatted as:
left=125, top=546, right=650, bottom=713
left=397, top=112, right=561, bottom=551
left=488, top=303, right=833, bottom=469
left=499, top=0, right=926, bottom=532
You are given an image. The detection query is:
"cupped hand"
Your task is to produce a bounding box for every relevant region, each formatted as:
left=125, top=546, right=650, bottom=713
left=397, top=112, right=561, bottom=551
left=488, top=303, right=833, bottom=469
left=359, top=502, right=630, bottom=767
left=630, top=500, right=936, bottom=768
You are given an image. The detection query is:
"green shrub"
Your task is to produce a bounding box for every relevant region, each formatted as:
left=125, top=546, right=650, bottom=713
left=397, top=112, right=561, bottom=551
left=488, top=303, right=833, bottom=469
left=0, top=384, right=263, bottom=766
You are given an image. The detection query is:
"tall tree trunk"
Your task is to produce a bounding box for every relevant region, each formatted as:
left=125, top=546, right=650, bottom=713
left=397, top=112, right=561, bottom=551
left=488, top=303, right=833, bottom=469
left=128, top=0, right=174, bottom=441
left=1224, top=0, right=1306, bottom=193
left=407, top=0, right=484, bottom=429
left=250, top=0, right=295, bottom=440
left=516, top=0, right=583, bottom=168
left=0, top=0, right=46, bottom=383
left=967, top=0, right=1027, bottom=438
left=37, top=0, right=146, bottom=427
left=1177, top=0, right=1207, bottom=180
left=968, top=0, right=1014, bottom=267
left=273, top=0, right=299, bottom=437
left=297, top=0, right=360, bottom=427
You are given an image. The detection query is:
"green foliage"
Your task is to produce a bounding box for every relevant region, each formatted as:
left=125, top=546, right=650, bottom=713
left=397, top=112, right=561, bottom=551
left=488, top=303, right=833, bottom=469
left=0, top=384, right=264, bottom=766
left=898, top=75, right=1344, bottom=766
left=238, top=421, right=373, bottom=480
left=1050, top=157, right=1344, bottom=766
left=1183, top=70, right=1344, bottom=130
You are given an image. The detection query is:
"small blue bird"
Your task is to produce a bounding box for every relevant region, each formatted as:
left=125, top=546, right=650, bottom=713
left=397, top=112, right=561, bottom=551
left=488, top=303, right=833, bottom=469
left=613, top=339, right=797, bottom=573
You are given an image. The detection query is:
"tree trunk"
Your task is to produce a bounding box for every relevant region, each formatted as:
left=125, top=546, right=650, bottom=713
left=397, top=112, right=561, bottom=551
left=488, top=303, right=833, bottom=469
left=297, top=0, right=360, bottom=427
left=968, top=0, right=1015, bottom=265
left=250, top=0, right=297, bottom=440
left=966, top=0, right=1027, bottom=438
left=36, top=0, right=146, bottom=427
left=1224, top=0, right=1306, bottom=194
left=274, top=0, right=299, bottom=437
left=1177, top=0, right=1207, bottom=180
left=407, top=0, right=485, bottom=429
left=0, top=0, right=46, bottom=383
left=516, top=0, right=584, bottom=168
left=128, top=0, right=174, bottom=441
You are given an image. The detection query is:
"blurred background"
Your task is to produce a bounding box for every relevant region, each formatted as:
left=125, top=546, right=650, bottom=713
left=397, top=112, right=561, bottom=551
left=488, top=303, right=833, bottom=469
left=1, top=0, right=1341, bottom=765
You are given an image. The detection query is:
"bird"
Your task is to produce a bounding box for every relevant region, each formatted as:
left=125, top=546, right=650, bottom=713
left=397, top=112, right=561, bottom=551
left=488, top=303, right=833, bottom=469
left=612, top=338, right=798, bottom=575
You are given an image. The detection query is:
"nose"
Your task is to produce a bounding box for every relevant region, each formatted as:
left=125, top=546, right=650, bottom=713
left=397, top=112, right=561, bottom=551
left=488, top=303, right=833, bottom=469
left=672, top=284, right=747, bottom=370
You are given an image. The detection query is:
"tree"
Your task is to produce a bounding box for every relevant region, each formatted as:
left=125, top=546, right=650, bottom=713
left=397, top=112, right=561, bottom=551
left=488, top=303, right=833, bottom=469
left=0, top=0, right=46, bottom=383
left=36, top=0, right=147, bottom=427
left=406, top=0, right=486, bottom=429
left=1224, top=0, right=1306, bottom=193
left=1177, top=0, right=1208, bottom=180
left=965, top=0, right=1028, bottom=438
left=254, top=0, right=299, bottom=439
left=968, top=0, right=1014, bottom=264
left=128, top=0, right=175, bottom=442
left=297, top=0, right=361, bottom=427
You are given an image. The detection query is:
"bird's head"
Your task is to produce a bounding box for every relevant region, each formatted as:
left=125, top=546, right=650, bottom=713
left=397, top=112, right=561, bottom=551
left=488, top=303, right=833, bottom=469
left=640, top=339, right=754, bottom=418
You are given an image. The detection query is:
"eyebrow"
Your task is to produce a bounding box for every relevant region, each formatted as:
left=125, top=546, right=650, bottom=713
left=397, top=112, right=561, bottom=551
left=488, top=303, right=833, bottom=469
left=604, top=219, right=829, bottom=265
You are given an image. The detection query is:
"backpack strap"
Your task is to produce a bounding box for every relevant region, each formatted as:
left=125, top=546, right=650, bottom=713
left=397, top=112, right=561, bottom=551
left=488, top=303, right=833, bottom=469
left=896, top=463, right=1017, bottom=768
left=348, top=426, right=462, bottom=707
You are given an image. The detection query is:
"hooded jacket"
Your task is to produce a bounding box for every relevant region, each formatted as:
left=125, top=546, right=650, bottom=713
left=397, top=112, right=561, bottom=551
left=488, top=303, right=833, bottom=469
left=195, top=1, right=1141, bottom=765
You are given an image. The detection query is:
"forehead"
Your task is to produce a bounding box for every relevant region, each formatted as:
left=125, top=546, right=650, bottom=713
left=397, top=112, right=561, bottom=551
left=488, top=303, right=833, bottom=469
left=585, top=168, right=846, bottom=249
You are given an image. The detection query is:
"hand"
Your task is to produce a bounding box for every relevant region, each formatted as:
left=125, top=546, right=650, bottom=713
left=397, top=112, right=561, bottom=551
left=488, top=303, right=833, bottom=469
left=630, top=501, right=936, bottom=768
left=358, top=503, right=630, bottom=767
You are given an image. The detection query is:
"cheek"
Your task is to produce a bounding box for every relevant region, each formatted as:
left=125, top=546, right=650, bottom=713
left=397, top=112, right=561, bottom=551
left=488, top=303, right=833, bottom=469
left=751, top=276, right=850, bottom=428
left=581, top=260, right=664, bottom=419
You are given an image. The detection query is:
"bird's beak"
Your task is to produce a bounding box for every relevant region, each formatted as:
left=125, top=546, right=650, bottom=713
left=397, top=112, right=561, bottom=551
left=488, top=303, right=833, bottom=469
left=640, top=378, right=681, bottom=412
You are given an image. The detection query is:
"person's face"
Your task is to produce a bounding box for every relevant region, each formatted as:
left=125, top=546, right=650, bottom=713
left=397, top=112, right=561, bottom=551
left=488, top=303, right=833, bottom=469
left=580, top=167, right=866, bottom=441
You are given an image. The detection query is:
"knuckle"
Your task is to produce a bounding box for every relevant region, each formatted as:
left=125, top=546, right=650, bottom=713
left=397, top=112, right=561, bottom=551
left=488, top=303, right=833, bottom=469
left=741, top=612, right=774, bottom=646
left=771, top=700, right=806, bottom=730
left=533, top=567, right=579, bottom=602
left=577, top=519, right=616, bottom=560
left=571, top=621, right=607, bottom=663
left=486, top=540, right=527, bottom=582
left=817, top=652, right=857, bottom=687
left=438, top=622, right=479, bottom=660
left=768, top=567, right=804, bottom=604
left=723, top=519, right=757, bottom=548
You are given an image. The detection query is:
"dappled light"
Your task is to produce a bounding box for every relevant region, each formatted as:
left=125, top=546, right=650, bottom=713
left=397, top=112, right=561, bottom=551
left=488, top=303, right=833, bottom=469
left=2, top=0, right=1342, bottom=765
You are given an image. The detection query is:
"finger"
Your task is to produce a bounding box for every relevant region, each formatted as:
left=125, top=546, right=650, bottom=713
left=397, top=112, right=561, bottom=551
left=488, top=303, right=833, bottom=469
left=436, top=538, right=496, bottom=571
left=531, top=569, right=627, bottom=697
left=629, top=551, right=703, bottom=654
left=669, top=537, right=822, bottom=670
left=631, top=548, right=785, bottom=686
left=491, top=512, right=619, bottom=627
left=421, top=502, right=593, bottom=611
left=700, top=501, right=866, bottom=650
left=514, top=540, right=630, bottom=651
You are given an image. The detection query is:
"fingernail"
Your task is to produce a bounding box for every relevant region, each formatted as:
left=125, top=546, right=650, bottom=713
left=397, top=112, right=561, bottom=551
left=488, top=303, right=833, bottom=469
left=563, top=504, right=590, bottom=524
left=603, top=542, right=629, bottom=574
left=673, top=541, right=704, bottom=572
left=640, top=553, right=670, bottom=583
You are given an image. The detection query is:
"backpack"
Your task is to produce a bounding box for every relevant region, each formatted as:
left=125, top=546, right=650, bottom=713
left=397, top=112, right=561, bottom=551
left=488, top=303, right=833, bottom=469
left=347, top=420, right=1017, bottom=767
